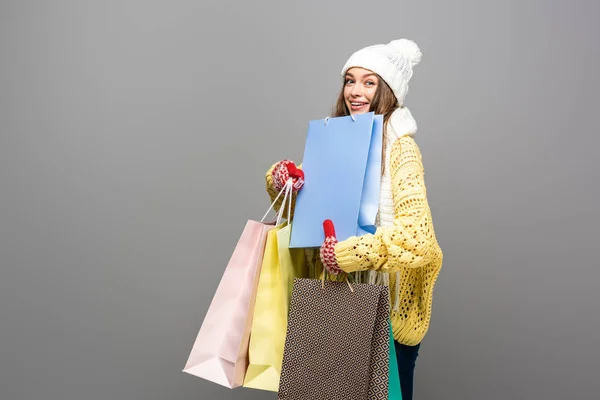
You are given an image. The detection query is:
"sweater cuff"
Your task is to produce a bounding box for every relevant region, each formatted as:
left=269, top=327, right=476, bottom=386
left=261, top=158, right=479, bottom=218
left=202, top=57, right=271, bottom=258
left=335, top=238, right=361, bottom=273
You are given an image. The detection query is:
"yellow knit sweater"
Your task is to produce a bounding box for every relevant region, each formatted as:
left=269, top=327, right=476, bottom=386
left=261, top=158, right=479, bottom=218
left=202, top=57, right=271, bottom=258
left=265, top=135, right=443, bottom=346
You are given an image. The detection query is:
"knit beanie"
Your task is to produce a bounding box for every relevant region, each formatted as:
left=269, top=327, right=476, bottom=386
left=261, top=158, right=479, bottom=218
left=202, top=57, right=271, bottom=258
left=341, top=38, right=422, bottom=106
left=341, top=38, right=422, bottom=136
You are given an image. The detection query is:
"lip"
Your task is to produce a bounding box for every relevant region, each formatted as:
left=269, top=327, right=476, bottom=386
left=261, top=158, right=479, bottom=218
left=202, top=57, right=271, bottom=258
left=348, top=101, right=369, bottom=111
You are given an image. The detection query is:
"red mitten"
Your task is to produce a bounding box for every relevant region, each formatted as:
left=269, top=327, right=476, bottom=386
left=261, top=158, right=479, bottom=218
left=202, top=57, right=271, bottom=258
left=320, top=219, right=342, bottom=275
left=286, top=162, right=305, bottom=191
left=272, top=160, right=305, bottom=192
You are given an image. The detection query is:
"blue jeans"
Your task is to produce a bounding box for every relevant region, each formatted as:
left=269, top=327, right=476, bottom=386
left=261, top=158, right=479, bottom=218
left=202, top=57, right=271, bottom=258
left=394, top=340, right=421, bottom=400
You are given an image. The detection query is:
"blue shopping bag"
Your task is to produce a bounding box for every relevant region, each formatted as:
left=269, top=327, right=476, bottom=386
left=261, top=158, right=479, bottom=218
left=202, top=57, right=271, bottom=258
left=359, top=113, right=383, bottom=236
left=289, top=112, right=383, bottom=248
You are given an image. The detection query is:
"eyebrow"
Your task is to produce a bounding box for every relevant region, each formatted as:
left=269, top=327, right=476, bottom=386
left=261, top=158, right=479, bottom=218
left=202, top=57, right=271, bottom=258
left=345, top=72, right=377, bottom=78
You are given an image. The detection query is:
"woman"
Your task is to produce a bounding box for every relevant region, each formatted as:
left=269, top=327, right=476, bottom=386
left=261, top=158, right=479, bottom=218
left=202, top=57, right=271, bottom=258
left=266, top=38, right=443, bottom=400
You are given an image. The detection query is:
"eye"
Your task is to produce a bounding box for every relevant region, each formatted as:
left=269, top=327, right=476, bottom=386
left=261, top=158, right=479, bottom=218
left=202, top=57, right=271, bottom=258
left=345, top=78, right=355, bottom=85
left=365, top=80, right=376, bottom=86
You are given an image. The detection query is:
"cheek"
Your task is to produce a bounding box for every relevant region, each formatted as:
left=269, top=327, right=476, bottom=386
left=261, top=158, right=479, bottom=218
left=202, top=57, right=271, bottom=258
left=366, top=87, right=378, bottom=101
left=343, top=87, right=352, bottom=99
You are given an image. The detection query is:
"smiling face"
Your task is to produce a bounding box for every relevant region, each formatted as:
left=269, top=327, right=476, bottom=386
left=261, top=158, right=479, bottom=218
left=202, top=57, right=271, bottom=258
left=343, top=67, right=379, bottom=114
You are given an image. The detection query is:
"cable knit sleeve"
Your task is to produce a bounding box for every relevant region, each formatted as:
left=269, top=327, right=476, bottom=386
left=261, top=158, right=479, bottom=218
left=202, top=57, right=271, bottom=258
left=334, top=136, right=442, bottom=273
left=265, top=162, right=301, bottom=220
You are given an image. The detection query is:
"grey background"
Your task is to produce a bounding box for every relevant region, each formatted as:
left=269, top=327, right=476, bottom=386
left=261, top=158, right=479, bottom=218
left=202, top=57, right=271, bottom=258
left=1, top=0, right=598, bottom=399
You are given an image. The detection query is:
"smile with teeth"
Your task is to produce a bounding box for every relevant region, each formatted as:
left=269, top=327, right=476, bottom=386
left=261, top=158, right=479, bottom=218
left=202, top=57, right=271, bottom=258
left=351, top=102, right=367, bottom=106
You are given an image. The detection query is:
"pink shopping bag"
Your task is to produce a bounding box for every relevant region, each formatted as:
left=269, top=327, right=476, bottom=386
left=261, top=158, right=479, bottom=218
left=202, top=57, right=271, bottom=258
left=183, top=180, right=294, bottom=388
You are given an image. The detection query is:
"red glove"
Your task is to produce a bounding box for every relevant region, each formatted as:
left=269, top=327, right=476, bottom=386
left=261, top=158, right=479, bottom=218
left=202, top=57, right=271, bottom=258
left=272, top=160, right=305, bottom=192
left=320, top=219, right=342, bottom=275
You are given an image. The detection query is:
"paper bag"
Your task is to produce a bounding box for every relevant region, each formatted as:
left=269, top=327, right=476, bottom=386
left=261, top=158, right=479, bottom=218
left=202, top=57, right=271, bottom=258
left=277, top=278, right=390, bottom=399
left=182, top=220, right=273, bottom=388
left=289, top=112, right=383, bottom=248
left=244, top=192, right=309, bottom=391
left=183, top=179, right=296, bottom=388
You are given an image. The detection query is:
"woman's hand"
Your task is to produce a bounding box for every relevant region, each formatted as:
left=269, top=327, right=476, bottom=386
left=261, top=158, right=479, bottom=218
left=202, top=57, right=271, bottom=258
left=320, top=219, right=342, bottom=275
left=271, top=160, right=305, bottom=192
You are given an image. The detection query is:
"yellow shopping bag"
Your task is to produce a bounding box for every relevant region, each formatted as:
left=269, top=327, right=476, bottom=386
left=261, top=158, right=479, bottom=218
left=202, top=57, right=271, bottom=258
left=243, top=181, right=308, bottom=392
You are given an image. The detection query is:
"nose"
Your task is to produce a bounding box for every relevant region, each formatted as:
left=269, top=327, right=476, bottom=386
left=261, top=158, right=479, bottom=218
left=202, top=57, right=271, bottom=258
left=351, top=83, right=363, bottom=97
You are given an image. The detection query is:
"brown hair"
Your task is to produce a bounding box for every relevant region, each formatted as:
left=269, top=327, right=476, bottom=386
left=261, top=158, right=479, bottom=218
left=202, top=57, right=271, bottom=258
left=332, top=73, right=399, bottom=172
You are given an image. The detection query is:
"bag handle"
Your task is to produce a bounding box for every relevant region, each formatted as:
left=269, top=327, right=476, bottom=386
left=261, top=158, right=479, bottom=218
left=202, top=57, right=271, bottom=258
left=323, top=113, right=356, bottom=125
left=276, top=178, right=294, bottom=226
left=260, top=178, right=294, bottom=226
left=320, top=268, right=355, bottom=293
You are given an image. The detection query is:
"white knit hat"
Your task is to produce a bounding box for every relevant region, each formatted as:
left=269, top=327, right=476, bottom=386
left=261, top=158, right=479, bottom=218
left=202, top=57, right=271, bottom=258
left=341, top=39, right=422, bottom=107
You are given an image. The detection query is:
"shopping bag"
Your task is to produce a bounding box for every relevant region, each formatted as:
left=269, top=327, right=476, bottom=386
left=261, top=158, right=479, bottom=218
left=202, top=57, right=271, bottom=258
left=182, top=220, right=273, bottom=388
left=277, top=278, right=391, bottom=400
left=388, top=321, right=402, bottom=399
left=359, top=113, right=384, bottom=235
left=182, top=181, right=293, bottom=388
left=242, top=224, right=287, bottom=391
left=244, top=182, right=309, bottom=391
left=289, top=112, right=383, bottom=248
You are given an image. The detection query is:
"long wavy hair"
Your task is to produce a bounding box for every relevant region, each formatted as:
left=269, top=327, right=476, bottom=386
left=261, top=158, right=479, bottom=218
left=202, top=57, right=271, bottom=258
left=332, top=74, right=399, bottom=172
